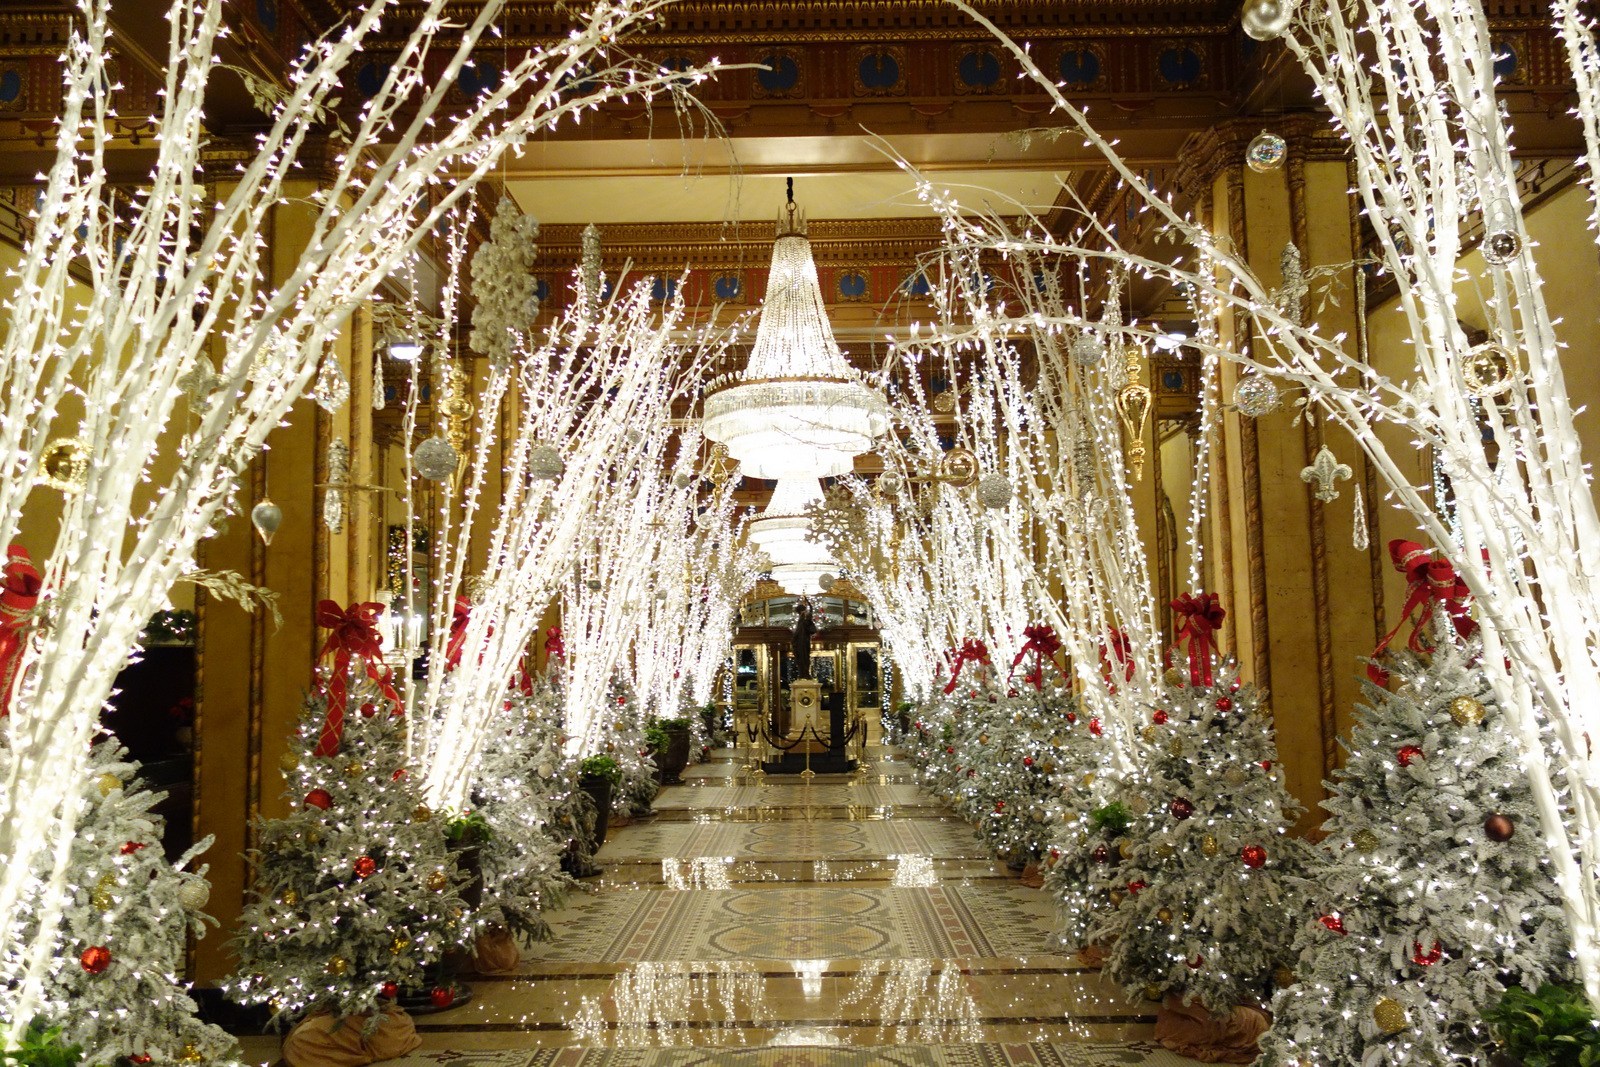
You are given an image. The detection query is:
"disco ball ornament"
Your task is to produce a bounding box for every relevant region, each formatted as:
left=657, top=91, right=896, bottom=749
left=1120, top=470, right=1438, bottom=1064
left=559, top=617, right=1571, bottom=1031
left=528, top=443, right=565, bottom=481
left=176, top=878, right=211, bottom=911
left=818, top=573, right=837, bottom=591
left=413, top=435, right=459, bottom=482
left=1246, top=130, right=1288, bottom=173
left=1241, top=0, right=1295, bottom=41
left=1480, top=200, right=1521, bottom=266
left=672, top=470, right=693, bottom=489
left=1069, top=332, right=1104, bottom=368
left=977, top=472, right=1012, bottom=509
left=1233, top=373, right=1282, bottom=417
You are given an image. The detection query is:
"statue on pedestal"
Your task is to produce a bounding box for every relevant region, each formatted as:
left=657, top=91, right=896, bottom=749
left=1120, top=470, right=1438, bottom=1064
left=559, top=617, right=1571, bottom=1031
left=791, top=597, right=816, bottom=679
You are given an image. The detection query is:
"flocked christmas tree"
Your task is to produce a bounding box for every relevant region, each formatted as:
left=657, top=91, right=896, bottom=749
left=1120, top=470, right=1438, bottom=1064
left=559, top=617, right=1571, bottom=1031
left=0, top=735, right=237, bottom=1066
left=1096, top=595, right=1310, bottom=1015
left=229, top=601, right=467, bottom=1029
left=1260, top=620, right=1572, bottom=1066
left=600, top=675, right=659, bottom=818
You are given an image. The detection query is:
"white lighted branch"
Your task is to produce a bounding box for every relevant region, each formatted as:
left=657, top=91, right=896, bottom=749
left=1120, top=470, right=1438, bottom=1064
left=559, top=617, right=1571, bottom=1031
left=0, top=0, right=730, bottom=1036
left=942, top=0, right=1600, bottom=1006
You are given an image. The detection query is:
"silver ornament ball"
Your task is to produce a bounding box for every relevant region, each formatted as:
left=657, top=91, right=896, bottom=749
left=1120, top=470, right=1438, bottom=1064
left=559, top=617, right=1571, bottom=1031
left=977, top=472, right=1013, bottom=510
left=1233, top=373, right=1282, bottom=418
left=877, top=470, right=905, bottom=496
left=412, top=436, right=459, bottom=482
left=1246, top=130, right=1288, bottom=173
left=1241, top=0, right=1295, bottom=41
left=1069, top=332, right=1105, bottom=368
left=250, top=500, right=283, bottom=546
left=527, top=443, right=565, bottom=481
left=176, top=878, right=211, bottom=911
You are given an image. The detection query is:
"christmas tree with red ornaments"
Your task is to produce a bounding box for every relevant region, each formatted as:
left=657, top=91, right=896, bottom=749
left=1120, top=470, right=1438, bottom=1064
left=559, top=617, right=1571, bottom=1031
left=1095, top=594, right=1310, bottom=1016
left=1259, top=620, right=1571, bottom=1067
left=227, top=601, right=467, bottom=1033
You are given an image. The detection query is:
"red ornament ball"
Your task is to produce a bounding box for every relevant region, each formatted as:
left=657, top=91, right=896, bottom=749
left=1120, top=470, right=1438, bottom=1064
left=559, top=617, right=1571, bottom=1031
left=1216, top=697, right=1234, bottom=712
left=1318, top=913, right=1347, bottom=935
left=379, top=982, right=399, bottom=999
left=304, top=789, right=333, bottom=811
left=1412, top=940, right=1443, bottom=966
left=946, top=746, right=955, bottom=755
left=1170, top=797, right=1195, bottom=820
left=1066, top=712, right=1077, bottom=724
left=1187, top=954, right=1204, bottom=970
left=391, top=768, right=407, bottom=781
left=1127, top=879, right=1147, bottom=895
left=359, top=702, right=378, bottom=719
left=1241, top=845, right=1267, bottom=869
left=1089, top=717, right=1103, bottom=737
left=1397, top=745, right=1424, bottom=767
left=354, top=856, right=377, bottom=880
left=79, top=946, right=112, bottom=974
left=994, top=801, right=1006, bottom=812
left=119, top=841, right=147, bottom=856
left=1484, top=813, right=1516, bottom=842
left=967, top=769, right=975, bottom=778
left=1048, top=848, right=1061, bottom=860
left=429, top=986, right=456, bottom=1009
left=1153, top=710, right=1169, bottom=725
left=129, top=1057, right=151, bottom=1065
left=1260, top=760, right=1273, bottom=772
left=1023, top=756, right=1034, bottom=767
left=1091, top=844, right=1110, bottom=864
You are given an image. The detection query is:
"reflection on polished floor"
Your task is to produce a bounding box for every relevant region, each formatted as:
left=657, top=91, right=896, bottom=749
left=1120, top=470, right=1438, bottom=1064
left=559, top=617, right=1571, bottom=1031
left=396, top=748, right=1191, bottom=1065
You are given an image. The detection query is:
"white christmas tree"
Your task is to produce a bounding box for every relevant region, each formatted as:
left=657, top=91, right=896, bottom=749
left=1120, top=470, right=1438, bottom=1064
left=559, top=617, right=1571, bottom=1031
left=1260, top=624, right=1572, bottom=1066
left=0, top=736, right=236, bottom=1066
left=1097, top=616, right=1310, bottom=1015
left=229, top=611, right=467, bottom=1030
left=602, top=675, right=660, bottom=819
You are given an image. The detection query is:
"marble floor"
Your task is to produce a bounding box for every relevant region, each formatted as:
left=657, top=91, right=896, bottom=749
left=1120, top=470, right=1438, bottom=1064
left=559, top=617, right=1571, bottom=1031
left=244, top=748, right=1191, bottom=1066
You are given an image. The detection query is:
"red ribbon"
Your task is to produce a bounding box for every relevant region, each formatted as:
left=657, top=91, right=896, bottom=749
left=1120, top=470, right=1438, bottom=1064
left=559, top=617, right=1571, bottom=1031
left=313, top=600, right=400, bottom=756
left=1009, top=623, right=1062, bottom=691
left=1171, top=593, right=1226, bottom=688
left=544, top=626, right=565, bottom=662
left=1369, top=539, right=1477, bottom=683
left=444, top=597, right=473, bottom=672
left=0, top=545, right=41, bottom=718
left=1099, top=628, right=1135, bottom=691
left=943, top=638, right=991, bottom=694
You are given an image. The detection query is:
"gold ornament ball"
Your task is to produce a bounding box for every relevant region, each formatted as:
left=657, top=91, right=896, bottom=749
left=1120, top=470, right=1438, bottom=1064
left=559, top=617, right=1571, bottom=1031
left=1163, top=667, right=1186, bottom=687
left=279, top=751, right=299, bottom=775
left=1042, top=761, right=1057, bottom=775
left=1353, top=828, right=1380, bottom=853
left=1448, top=696, right=1486, bottom=726
left=306, top=829, right=322, bottom=845
left=412, top=804, right=433, bottom=823
left=1118, top=840, right=1133, bottom=860
left=1081, top=773, right=1097, bottom=788
left=280, top=888, right=300, bottom=907
left=97, top=773, right=123, bottom=797
left=179, top=1045, right=203, bottom=1065
left=91, top=873, right=118, bottom=911
left=1373, top=997, right=1408, bottom=1035
left=613, top=721, right=625, bottom=731
left=1155, top=842, right=1176, bottom=859
left=326, top=955, right=349, bottom=977
left=1156, top=907, right=1173, bottom=923
left=1201, top=834, right=1219, bottom=857
left=1143, top=983, right=1164, bottom=1002
left=1167, top=737, right=1185, bottom=757
left=1140, top=726, right=1159, bottom=743
left=426, top=870, right=450, bottom=892
left=1273, top=966, right=1296, bottom=988
left=344, top=762, right=365, bottom=778
left=1224, top=766, right=1248, bottom=786
left=1109, top=890, right=1124, bottom=906
left=978, top=733, right=990, bottom=744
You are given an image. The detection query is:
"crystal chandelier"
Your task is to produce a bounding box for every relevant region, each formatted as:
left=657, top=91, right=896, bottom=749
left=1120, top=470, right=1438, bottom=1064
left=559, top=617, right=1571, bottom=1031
left=748, top=476, right=837, bottom=595
left=702, top=184, right=888, bottom=479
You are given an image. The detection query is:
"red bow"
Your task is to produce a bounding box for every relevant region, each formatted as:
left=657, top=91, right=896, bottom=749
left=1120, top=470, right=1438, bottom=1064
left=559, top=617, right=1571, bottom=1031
left=313, top=600, right=400, bottom=756
left=1099, top=628, right=1135, bottom=691
left=444, top=597, right=473, bottom=671
left=0, top=545, right=41, bottom=718
left=1010, top=623, right=1062, bottom=691
left=1369, top=539, right=1476, bottom=683
left=1171, top=593, right=1226, bottom=687
left=943, top=638, right=991, bottom=694
left=544, top=626, right=565, bottom=661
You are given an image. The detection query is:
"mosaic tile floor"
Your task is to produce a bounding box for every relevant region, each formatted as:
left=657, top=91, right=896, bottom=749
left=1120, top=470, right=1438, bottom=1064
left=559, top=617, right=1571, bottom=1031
left=241, top=748, right=1177, bottom=1064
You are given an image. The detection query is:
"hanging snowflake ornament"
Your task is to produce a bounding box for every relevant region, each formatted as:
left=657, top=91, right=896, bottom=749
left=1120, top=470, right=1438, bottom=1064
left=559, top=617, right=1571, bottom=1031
left=1246, top=130, right=1288, bottom=172
left=470, top=196, right=542, bottom=370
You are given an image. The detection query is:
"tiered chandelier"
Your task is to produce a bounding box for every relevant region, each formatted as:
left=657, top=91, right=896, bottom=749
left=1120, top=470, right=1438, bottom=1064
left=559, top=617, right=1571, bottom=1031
left=704, top=183, right=887, bottom=595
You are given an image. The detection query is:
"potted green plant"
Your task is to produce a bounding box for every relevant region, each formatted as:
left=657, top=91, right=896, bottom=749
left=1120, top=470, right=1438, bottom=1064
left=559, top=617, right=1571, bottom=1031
left=644, top=721, right=670, bottom=784
left=896, top=700, right=915, bottom=735
left=0, top=1024, right=81, bottom=1067
left=444, top=810, right=492, bottom=911
left=655, top=717, right=693, bottom=784
left=1486, top=983, right=1600, bottom=1067
left=578, top=754, right=621, bottom=849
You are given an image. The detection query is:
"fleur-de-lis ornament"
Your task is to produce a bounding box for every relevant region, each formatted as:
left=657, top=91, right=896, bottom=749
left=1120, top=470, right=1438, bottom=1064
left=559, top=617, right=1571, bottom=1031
left=1300, top=444, right=1352, bottom=503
